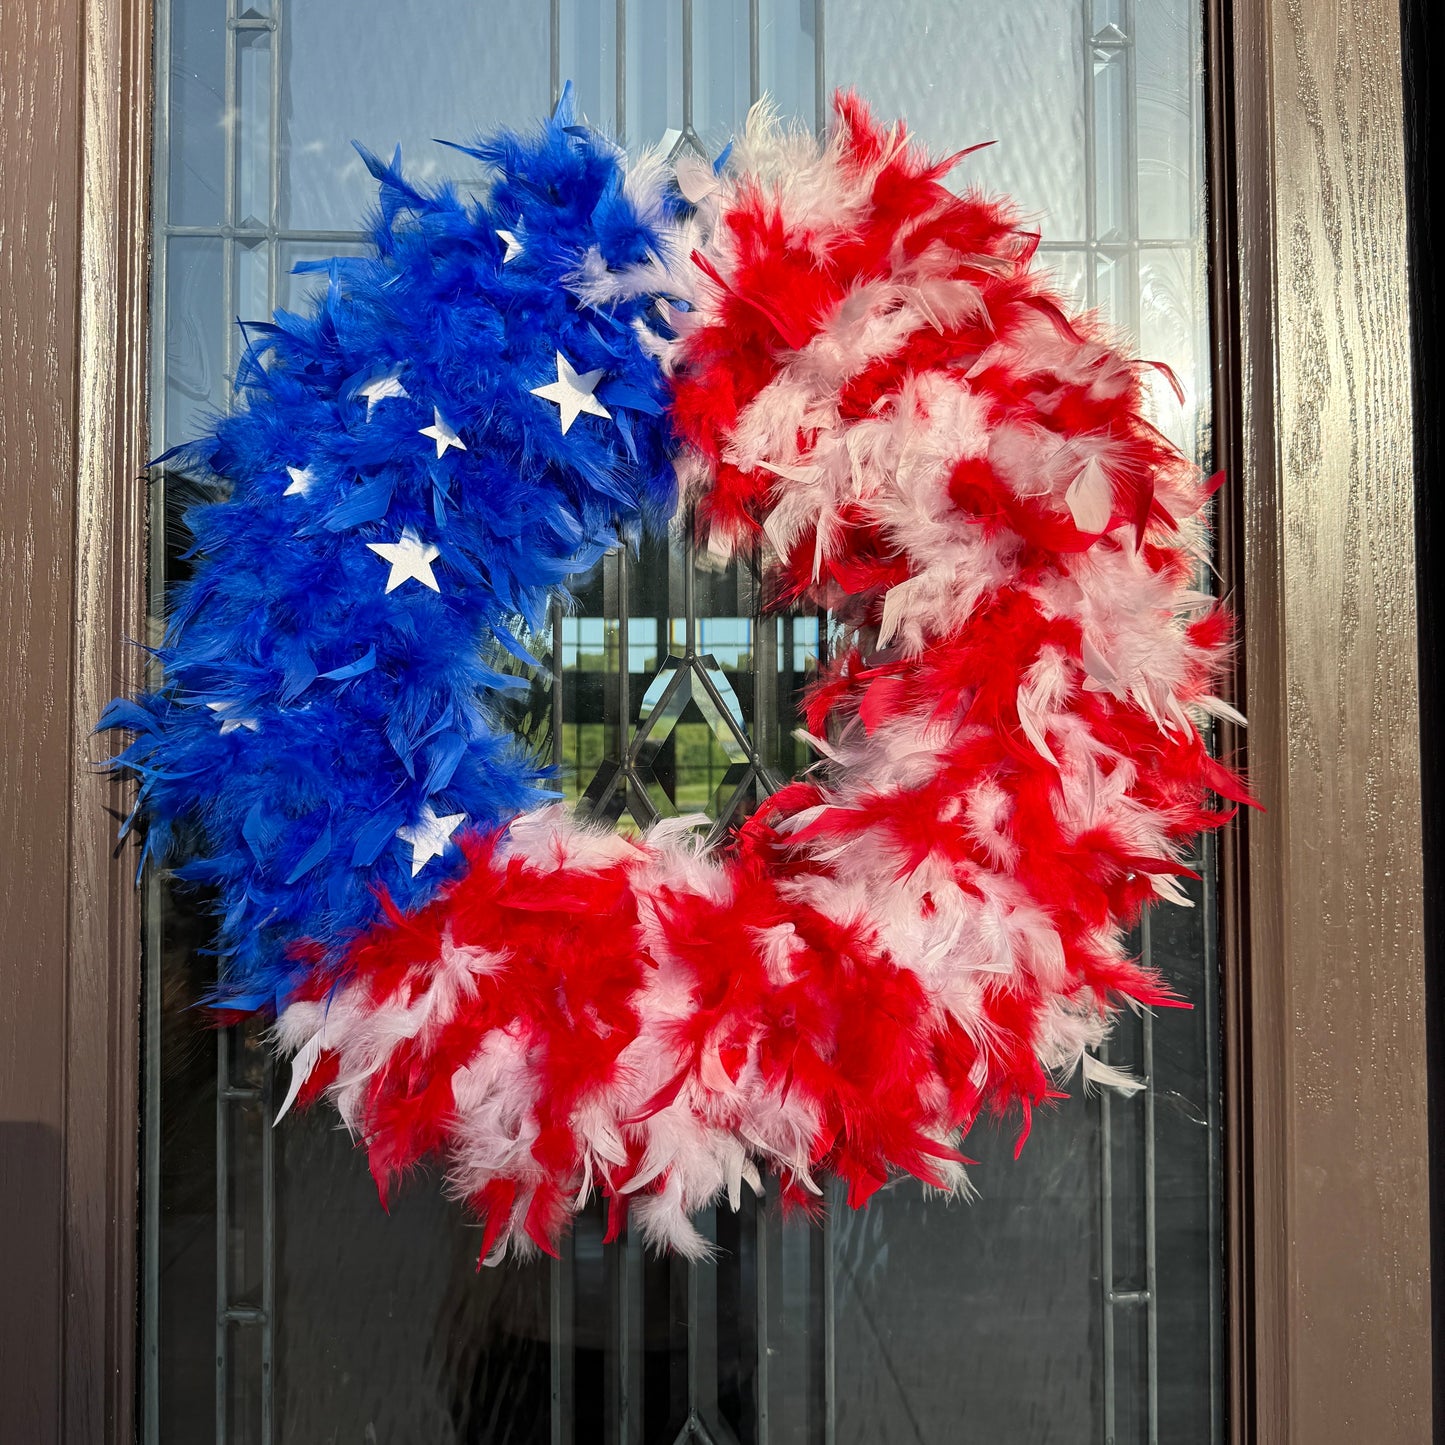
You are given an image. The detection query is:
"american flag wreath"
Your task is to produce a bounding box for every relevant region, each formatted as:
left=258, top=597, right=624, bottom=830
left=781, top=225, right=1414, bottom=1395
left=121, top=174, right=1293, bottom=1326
left=103, top=86, right=1248, bottom=1262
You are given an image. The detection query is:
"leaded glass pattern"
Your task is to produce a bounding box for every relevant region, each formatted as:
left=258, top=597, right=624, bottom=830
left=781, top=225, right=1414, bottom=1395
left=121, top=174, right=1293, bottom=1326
left=144, top=2, right=1221, bottom=1440
left=549, top=535, right=803, bottom=839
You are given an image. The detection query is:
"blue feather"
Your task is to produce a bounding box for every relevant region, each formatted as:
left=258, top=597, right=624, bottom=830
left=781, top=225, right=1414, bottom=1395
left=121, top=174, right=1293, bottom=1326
left=103, top=88, right=684, bottom=1012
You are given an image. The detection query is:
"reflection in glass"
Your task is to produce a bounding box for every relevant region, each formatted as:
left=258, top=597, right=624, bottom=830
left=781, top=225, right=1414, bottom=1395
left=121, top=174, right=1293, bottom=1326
left=547, top=532, right=809, bottom=839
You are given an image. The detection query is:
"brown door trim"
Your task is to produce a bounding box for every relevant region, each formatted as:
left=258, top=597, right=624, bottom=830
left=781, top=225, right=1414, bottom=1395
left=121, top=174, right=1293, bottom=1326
left=1211, top=0, right=1433, bottom=1439
left=66, top=0, right=154, bottom=1436
left=0, top=0, right=152, bottom=1440
left=1203, top=3, right=1258, bottom=1435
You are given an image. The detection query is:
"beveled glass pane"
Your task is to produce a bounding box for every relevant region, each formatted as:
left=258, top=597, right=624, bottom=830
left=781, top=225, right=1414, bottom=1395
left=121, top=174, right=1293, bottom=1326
left=1041, top=247, right=1091, bottom=315
left=166, top=0, right=226, bottom=227
left=234, top=28, right=271, bottom=230
left=832, top=1105, right=1104, bottom=1441
left=692, top=0, right=754, bottom=139
left=1090, top=35, right=1133, bottom=243
left=624, top=0, right=686, bottom=149
left=715, top=1196, right=761, bottom=1443
left=757, top=0, right=819, bottom=126
left=221, top=1085, right=266, bottom=1308
left=1150, top=855, right=1222, bottom=1442
left=163, top=234, right=226, bottom=451
left=223, top=1322, right=264, bottom=1442
left=558, top=0, right=621, bottom=133
left=1104, top=1001, right=1150, bottom=1297
left=273, top=1103, right=553, bottom=1441
left=152, top=873, right=219, bottom=1443
left=1136, top=2, right=1199, bottom=241
left=1111, top=1299, right=1152, bottom=1445
left=1095, top=246, right=1139, bottom=338
left=234, top=238, right=269, bottom=334
left=1140, top=245, right=1208, bottom=453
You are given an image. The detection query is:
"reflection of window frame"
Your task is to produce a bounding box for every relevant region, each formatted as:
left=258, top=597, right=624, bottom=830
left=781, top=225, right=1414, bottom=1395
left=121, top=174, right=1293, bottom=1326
left=0, top=1, right=1431, bottom=1441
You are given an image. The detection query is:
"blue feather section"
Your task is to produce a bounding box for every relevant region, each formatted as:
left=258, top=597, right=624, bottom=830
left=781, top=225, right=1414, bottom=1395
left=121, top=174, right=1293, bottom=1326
left=102, top=85, right=684, bottom=1012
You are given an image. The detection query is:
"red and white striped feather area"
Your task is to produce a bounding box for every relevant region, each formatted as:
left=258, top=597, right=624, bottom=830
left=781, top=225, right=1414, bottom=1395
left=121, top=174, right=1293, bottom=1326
left=273, top=94, right=1249, bottom=1262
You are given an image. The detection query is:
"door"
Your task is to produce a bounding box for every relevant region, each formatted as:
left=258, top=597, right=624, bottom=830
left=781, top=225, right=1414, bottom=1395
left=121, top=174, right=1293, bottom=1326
left=118, top=4, right=1404, bottom=1445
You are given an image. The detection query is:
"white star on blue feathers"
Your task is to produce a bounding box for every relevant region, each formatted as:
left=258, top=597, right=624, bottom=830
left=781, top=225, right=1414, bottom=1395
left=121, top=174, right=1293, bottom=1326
left=397, top=803, right=466, bottom=877
left=531, top=351, right=611, bottom=435
left=284, top=466, right=315, bottom=497
left=358, top=369, right=408, bottom=417
left=367, top=526, right=441, bottom=593
left=419, top=408, right=466, bottom=458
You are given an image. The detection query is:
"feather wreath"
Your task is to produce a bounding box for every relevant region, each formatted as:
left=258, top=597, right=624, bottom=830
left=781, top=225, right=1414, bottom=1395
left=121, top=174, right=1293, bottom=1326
left=100, top=85, right=683, bottom=1011
left=253, top=94, right=1251, bottom=1262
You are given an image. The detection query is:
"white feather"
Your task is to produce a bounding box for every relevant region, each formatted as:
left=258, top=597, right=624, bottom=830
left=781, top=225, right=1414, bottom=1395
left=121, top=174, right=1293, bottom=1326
left=273, top=1030, right=324, bottom=1127
left=1081, top=1052, right=1145, bottom=1097
left=1064, top=456, right=1114, bottom=533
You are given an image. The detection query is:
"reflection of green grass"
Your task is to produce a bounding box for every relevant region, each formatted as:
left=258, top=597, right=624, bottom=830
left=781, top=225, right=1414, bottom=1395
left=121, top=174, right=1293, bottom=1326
left=571, top=648, right=757, bottom=673
left=673, top=783, right=714, bottom=807
left=557, top=722, right=606, bottom=802
left=558, top=719, right=734, bottom=811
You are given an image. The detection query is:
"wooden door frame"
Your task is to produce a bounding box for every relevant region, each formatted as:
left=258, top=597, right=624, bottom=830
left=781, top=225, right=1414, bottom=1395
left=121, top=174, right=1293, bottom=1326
left=0, top=0, right=1431, bottom=1440
left=1210, top=0, right=1433, bottom=1437
left=1, top=0, right=152, bottom=1441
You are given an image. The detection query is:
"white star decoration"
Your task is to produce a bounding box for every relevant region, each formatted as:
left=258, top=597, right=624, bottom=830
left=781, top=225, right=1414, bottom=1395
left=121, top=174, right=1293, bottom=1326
left=530, top=351, right=611, bottom=435
left=419, top=407, right=466, bottom=458
left=496, top=228, right=523, bottom=263
left=358, top=369, right=408, bottom=417
left=367, top=526, right=441, bottom=593
left=283, top=465, right=315, bottom=497
left=397, top=803, right=466, bottom=878
left=207, top=701, right=259, bottom=735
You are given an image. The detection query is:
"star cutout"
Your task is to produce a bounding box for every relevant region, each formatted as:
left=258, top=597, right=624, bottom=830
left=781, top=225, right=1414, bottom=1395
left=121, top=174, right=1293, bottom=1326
left=367, top=525, right=441, bottom=593
left=397, top=803, right=466, bottom=877
left=358, top=369, right=409, bottom=417
left=208, top=701, right=259, bottom=735
left=496, top=228, right=523, bottom=264
left=283, top=465, right=315, bottom=497
left=530, top=351, right=611, bottom=435
left=419, top=407, right=467, bottom=458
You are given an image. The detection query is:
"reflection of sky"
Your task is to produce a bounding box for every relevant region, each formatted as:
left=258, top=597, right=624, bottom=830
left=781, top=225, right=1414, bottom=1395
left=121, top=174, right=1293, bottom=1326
left=562, top=615, right=821, bottom=673
left=265, top=2, right=1183, bottom=241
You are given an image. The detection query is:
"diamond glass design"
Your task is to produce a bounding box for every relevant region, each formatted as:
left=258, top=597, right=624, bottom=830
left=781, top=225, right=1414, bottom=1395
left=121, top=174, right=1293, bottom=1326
left=547, top=527, right=812, bottom=840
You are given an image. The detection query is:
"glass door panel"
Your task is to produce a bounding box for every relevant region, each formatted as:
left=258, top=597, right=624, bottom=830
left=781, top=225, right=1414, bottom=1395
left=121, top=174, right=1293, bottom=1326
left=145, top=2, right=1220, bottom=1441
